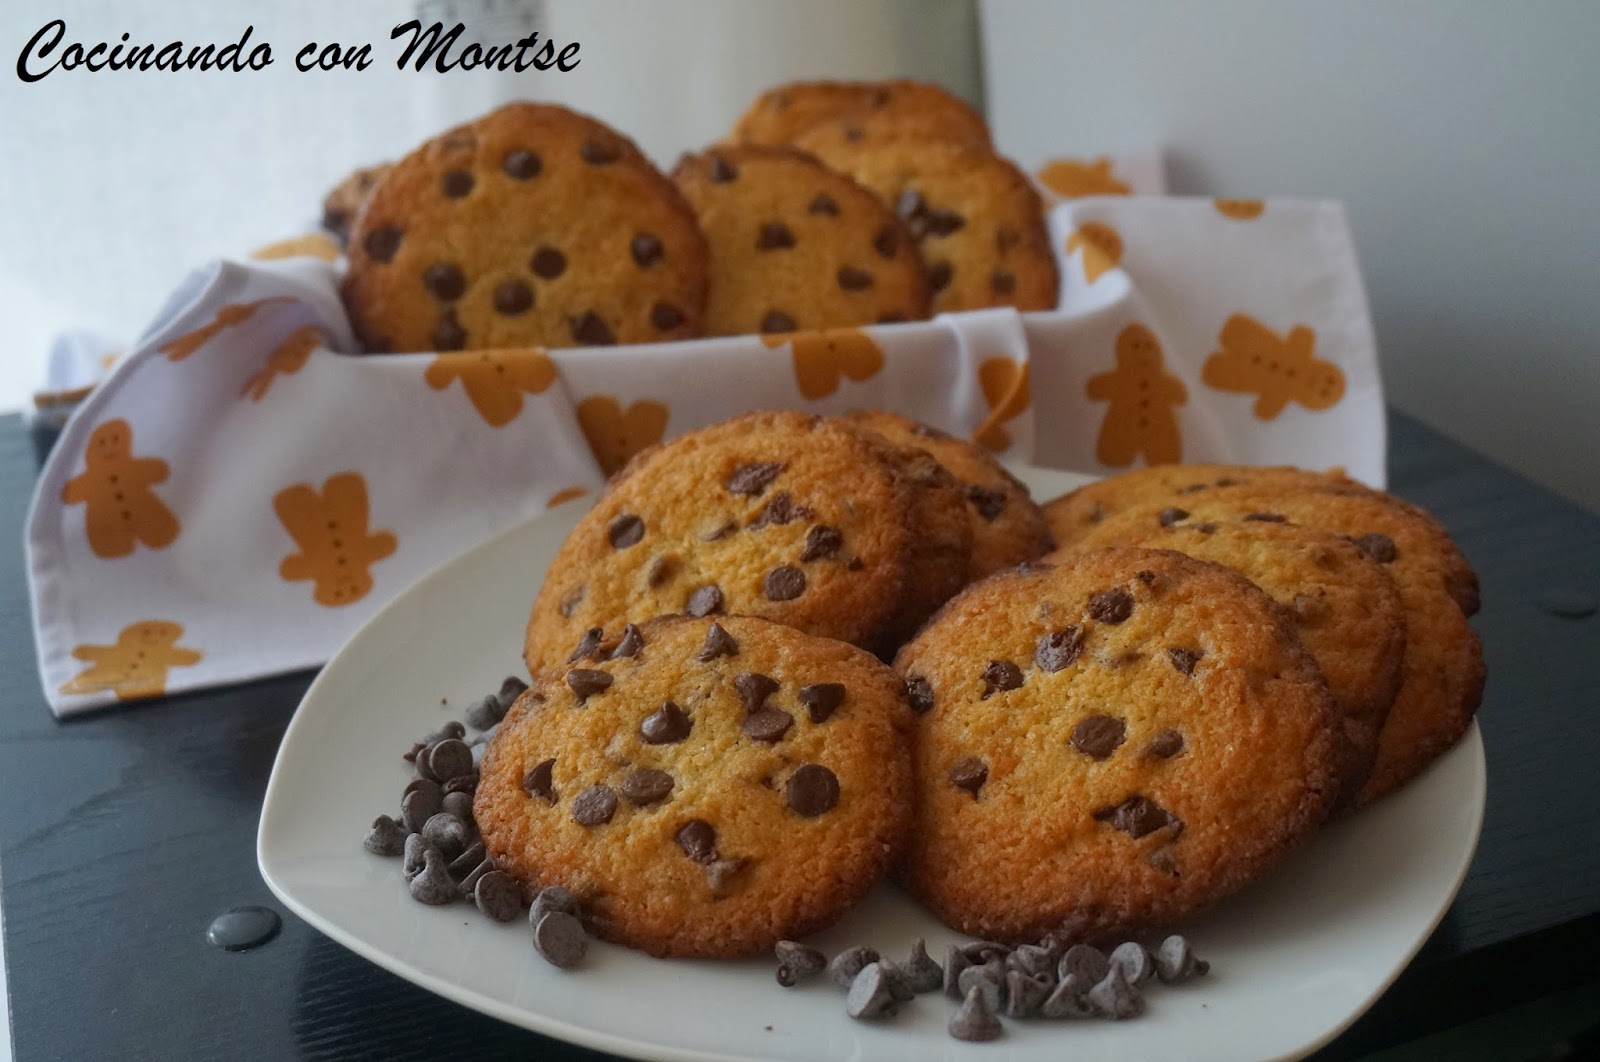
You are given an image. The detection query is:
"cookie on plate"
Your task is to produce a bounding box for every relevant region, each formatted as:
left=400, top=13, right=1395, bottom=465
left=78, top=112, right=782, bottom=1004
left=671, top=146, right=930, bottom=335
left=1091, top=520, right=1407, bottom=807
left=476, top=614, right=914, bottom=957
left=729, top=78, right=991, bottom=150
left=895, top=546, right=1343, bottom=943
left=524, top=411, right=972, bottom=674
left=1060, top=484, right=1483, bottom=803
left=845, top=409, right=1053, bottom=579
left=793, top=124, right=1057, bottom=313
left=343, top=102, right=708, bottom=352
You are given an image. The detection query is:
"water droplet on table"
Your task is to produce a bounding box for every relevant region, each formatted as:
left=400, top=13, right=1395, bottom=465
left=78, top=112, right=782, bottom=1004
left=206, top=905, right=281, bottom=951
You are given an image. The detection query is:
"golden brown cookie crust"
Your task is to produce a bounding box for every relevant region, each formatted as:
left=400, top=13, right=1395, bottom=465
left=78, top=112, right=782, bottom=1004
left=477, top=614, right=915, bottom=957
left=730, top=78, right=992, bottom=150
left=671, top=145, right=930, bottom=336
left=343, top=102, right=708, bottom=352
left=895, top=546, right=1342, bottom=943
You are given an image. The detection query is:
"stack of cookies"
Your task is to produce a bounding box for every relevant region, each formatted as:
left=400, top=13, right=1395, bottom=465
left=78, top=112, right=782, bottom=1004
left=331, top=79, right=1057, bottom=353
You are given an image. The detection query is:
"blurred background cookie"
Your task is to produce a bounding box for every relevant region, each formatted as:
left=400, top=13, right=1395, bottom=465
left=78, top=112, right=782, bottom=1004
left=729, top=78, right=991, bottom=150
left=320, top=162, right=390, bottom=247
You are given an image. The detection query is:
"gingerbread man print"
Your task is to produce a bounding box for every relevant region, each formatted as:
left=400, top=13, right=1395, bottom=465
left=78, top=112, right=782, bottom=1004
left=60, top=620, right=202, bottom=701
left=159, top=297, right=294, bottom=361
left=576, top=396, right=670, bottom=476
left=972, top=357, right=1031, bottom=452
left=1036, top=157, right=1132, bottom=199
left=761, top=328, right=885, bottom=401
left=1202, top=314, right=1345, bottom=420
left=424, top=348, right=558, bottom=427
left=1086, top=323, right=1187, bottom=467
left=241, top=324, right=322, bottom=401
left=274, top=472, right=397, bottom=607
left=61, top=419, right=180, bottom=558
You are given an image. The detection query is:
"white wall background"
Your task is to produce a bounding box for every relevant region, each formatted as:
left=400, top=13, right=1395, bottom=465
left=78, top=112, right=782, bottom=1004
left=980, top=0, right=1600, bottom=513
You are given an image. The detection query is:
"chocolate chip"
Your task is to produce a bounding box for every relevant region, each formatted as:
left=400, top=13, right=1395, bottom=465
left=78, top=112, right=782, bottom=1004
left=530, top=885, right=580, bottom=926
left=565, top=668, right=612, bottom=702
left=1351, top=532, right=1398, bottom=563
left=559, top=586, right=584, bottom=617
left=695, top=621, right=737, bottom=659
left=423, top=263, right=466, bottom=301
left=1071, top=715, right=1126, bottom=759
left=569, top=312, right=616, bottom=346
left=530, top=246, right=567, bottom=279
left=464, top=695, right=501, bottom=731
left=619, top=768, right=674, bottom=805
left=607, top=513, right=644, bottom=548
left=962, top=941, right=1012, bottom=964
left=966, top=486, right=1006, bottom=521
left=798, top=524, right=843, bottom=562
left=444, top=772, right=479, bottom=796
left=610, top=623, right=644, bottom=659
left=1155, top=935, right=1210, bottom=983
left=742, top=708, right=793, bottom=743
left=927, top=261, right=952, bottom=292
left=1087, top=587, right=1135, bottom=623
left=402, top=833, right=433, bottom=881
left=727, top=461, right=785, bottom=496
left=873, top=227, right=900, bottom=258
left=676, top=819, right=717, bottom=863
left=432, top=310, right=466, bottom=351
left=532, top=909, right=588, bottom=968
left=449, top=840, right=487, bottom=877
left=829, top=946, right=879, bottom=988
left=799, top=683, right=845, bottom=723
left=403, top=741, right=426, bottom=764
left=1167, top=647, right=1203, bottom=676
left=440, top=170, right=475, bottom=198
left=734, top=672, right=779, bottom=712
left=996, top=226, right=1020, bottom=252
left=952, top=979, right=1003, bottom=1037
left=640, top=701, right=691, bottom=744
left=571, top=784, right=617, bottom=827
left=756, top=221, right=796, bottom=250
left=408, top=849, right=457, bottom=905
left=1539, top=588, right=1598, bottom=618
left=905, top=675, right=935, bottom=714
left=1093, top=795, right=1174, bottom=838
left=925, top=209, right=966, bottom=236
left=420, top=812, right=469, bottom=860
left=808, top=193, right=839, bottom=216
left=764, top=565, right=807, bottom=601
left=427, top=738, right=473, bottom=782
left=1147, top=728, right=1185, bottom=758
left=750, top=492, right=812, bottom=528
left=468, top=870, right=519, bottom=922
left=760, top=310, right=797, bottom=333
left=521, top=758, right=557, bottom=803
left=581, top=140, right=621, bottom=165
left=1036, top=626, right=1085, bottom=672
left=1087, top=965, right=1144, bottom=1020
left=775, top=940, right=828, bottom=987
left=568, top=626, right=604, bottom=663
left=1109, top=941, right=1156, bottom=985
left=980, top=660, right=1023, bottom=699
left=650, top=302, right=686, bottom=331
left=1007, top=944, right=1056, bottom=979
left=991, top=270, right=1016, bottom=295
left=846, top=963, right=899, bottom=1021
left=708, top=155, right=738, bottom=182
left=1042, top=978, right=1097, bottom=1018
left=1006, top=970, right=1052, bottom=1017
left=1245, top=511, right=1287, bottom=523
left=1059, top=943, right=1109, bottom=984
left=950, top=757, right=988, bottom=797
left=363, top=224, right=403, bottom=263
left=363, top=815, right=407, bottom=856
left=503, top=149, right=541, bottom=179
left=1159, top=506, right=1189, bottom=527
left=785, top=763, right=839, bottom=816
left=943, top=945, right=971, bottom=998
left=401, top=781, right=443, bottom=833
left=837, top=266, right=874, bottom=291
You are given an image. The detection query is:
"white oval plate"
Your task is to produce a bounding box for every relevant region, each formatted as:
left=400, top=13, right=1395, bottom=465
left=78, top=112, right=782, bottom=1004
left=259, top=466, right=1485, bottom=1062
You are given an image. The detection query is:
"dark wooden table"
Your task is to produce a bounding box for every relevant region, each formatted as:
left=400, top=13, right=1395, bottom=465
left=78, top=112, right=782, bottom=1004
left=3, top=409, right=1598, bottom=1060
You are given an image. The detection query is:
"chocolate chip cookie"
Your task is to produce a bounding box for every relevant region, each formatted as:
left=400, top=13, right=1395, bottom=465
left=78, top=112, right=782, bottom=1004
left=1058, top=484, right=1484, bottom=803
left=671, top=145, right=930, bottom=335
left=524, top=411, right=973, bottom=674
left=791, top=125, right=1058, bottom=314
left=895, top=546, right=1343, bottom=943
left=729, top=78, right=992, bottom=150
left=342, top=102, right=708, bottom=352
left=321, top=161, right=391, bottom=246
left=476, top=614, right=914, bottom=957
left=845, top=409, right=1054, bottom=579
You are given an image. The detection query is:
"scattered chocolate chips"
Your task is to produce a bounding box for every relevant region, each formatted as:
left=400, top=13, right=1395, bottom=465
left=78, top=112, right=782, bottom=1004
left=750, top=492, right=812, bottom=528
left=1155, top=935, right=1209, bottom=983
left=800, top=524, right=843, bottom=561
left=901, top=939, right=943, bottom=993
left=640, top=701, right=691, bottom=744
left=607, top=513, right=644, bottom=548
left=363, top=815, right=407, bottom=856
left=530, top=884, right=580, bottom=924
left=465, top=695, right=505, bottom=731
left=905, top=675, right=935, bottom=714
left=401, top=781, right=443, bottom=833
left=619, top=768, right=674, bottom=805
left=408, top=849, right=457, bottom=905
left=403, top=833, right=432, bottom=881
left=756, top=221, right=796, bottom=250
left=1087, top=965, right=1144, bottom=1020
left=798, top=682, right=845, bottom=723
left=530, top=246, right=567, bottom=279
left=991, top=270, right=1017, bottom=295
left=565, top=668, right=613, bottom=702
left=1093, top=795, right=1174, bottom=839
left=742, top=708, right=794, bottom=743
left=1006, top=970, right=1052, bottom=1017
left=532, top=909, right=588, bottom=968
left=1060, top=943, right=1110, bottom=985
left=872, top=226, right=900, bottom=258
left=734, top=672, right=779, bottom=713
left=502, top=149, right=541, bottom=179
left=432, top=310, right=467, bottom=351
left=1159, top=506, right=1189, bottom=527
left=727, top=461, right=785, bottom=496
left=1146, top=728, right=1185, bottom=759
left=837, top=266, right=874, bottom=291
left=1036, top=626, right=1086, bottom=672
left=764, top=565, right=807, bottom=601
left=474, top=870, right=523, bottom=923
left=449, top=841, right=486, bottom=877
left=846, top=963, right=899, bottom=1021
left=421, top=812, right=469, bottom=860
left=610, top=623, right=644, bottom=659
left=568, top=626, right=605, bottom=663
left=1539, top=588, right=1598, bottom=618
left=440, top=170, right=475, bottom=198
left=423, top=262, right=466, bottom=301
left=580, top=140, right=621, bottom=165
left=785, top=763, right=839, bottom=817
left=807, top=193, right=839, bottom=216
left=444, top=773, right=479, bottom=797
left=1109, top=941, right=1156, bottom=985
left=363, top=224, right=403, bottom=263
left=980, top=660, right=1024, bottom=699
left=1087, top=587, right=1135, bottom=624
left=708, top=155, right=738, bottom=182
left=1351, top=532, right=1398, bottom=563
left=675, top=819, right=717, bottom=863
left=522, top=758, right=557, bottom=803
left=1167, top=647, right=1203, bottom=676
left=569, top=312, right=616, bottom=346
left=775, top=940, right=828, bottom=987
left=695, top=621, right=737, bottom=660
left=966, top=485, right=1006, bottom=521
left=950, top=757, right=988, bottom=797
left=956, top=965, right=1005, bottom=1015
left=1071, top=715, right=1127, bottom=759
left=829, top=945, right=879, bottom=988
left=630, top=232, right=664, bottom=267
left=650, top=302, right=686, bottom=331
left=943, top=945, right=971, bottom=998
left=427, top=739, right=473, bottom=782
left=571, top=784, right=618, bottom=827
left=927, top=261, right=953, bottom=292
left=1042, top=979, right=1097, bottom=1018
left=686, top=584, right=725, bottom=617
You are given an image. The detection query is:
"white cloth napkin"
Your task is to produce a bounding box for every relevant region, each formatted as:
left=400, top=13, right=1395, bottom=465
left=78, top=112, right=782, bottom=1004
left=26, top=161, right=1384, bottom=715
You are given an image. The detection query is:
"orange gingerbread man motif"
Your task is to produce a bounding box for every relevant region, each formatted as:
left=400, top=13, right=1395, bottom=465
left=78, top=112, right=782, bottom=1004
left=59, top=620, right=202, bottom=701
left=241, top=324, right=323, bottom=401
left=1213, top=199, right=1266, bottom=220
left=1086, top=323, right=1188, bottom=467
left=1202, top=314, right=1345, bottom=420
left=1036, top=157, right=1132, bottom=199
left=250, top=233, right=341, bottom=262
left=424, top=349, right=558, bottom=427
left=547, top=486, right=590, bottom=508
left=61, top=419, right=180, bottom=558
left=576, top=396, right=669, bottom=476
left=760, top=328, right=885, bottom=401
left=159, top=297, right=295, bottom=361
left=972, top=357, right=1032, bottom=452
left=1065, top=221, right=1125, bottom=284
left=274, top=472, right=397, bottom=607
